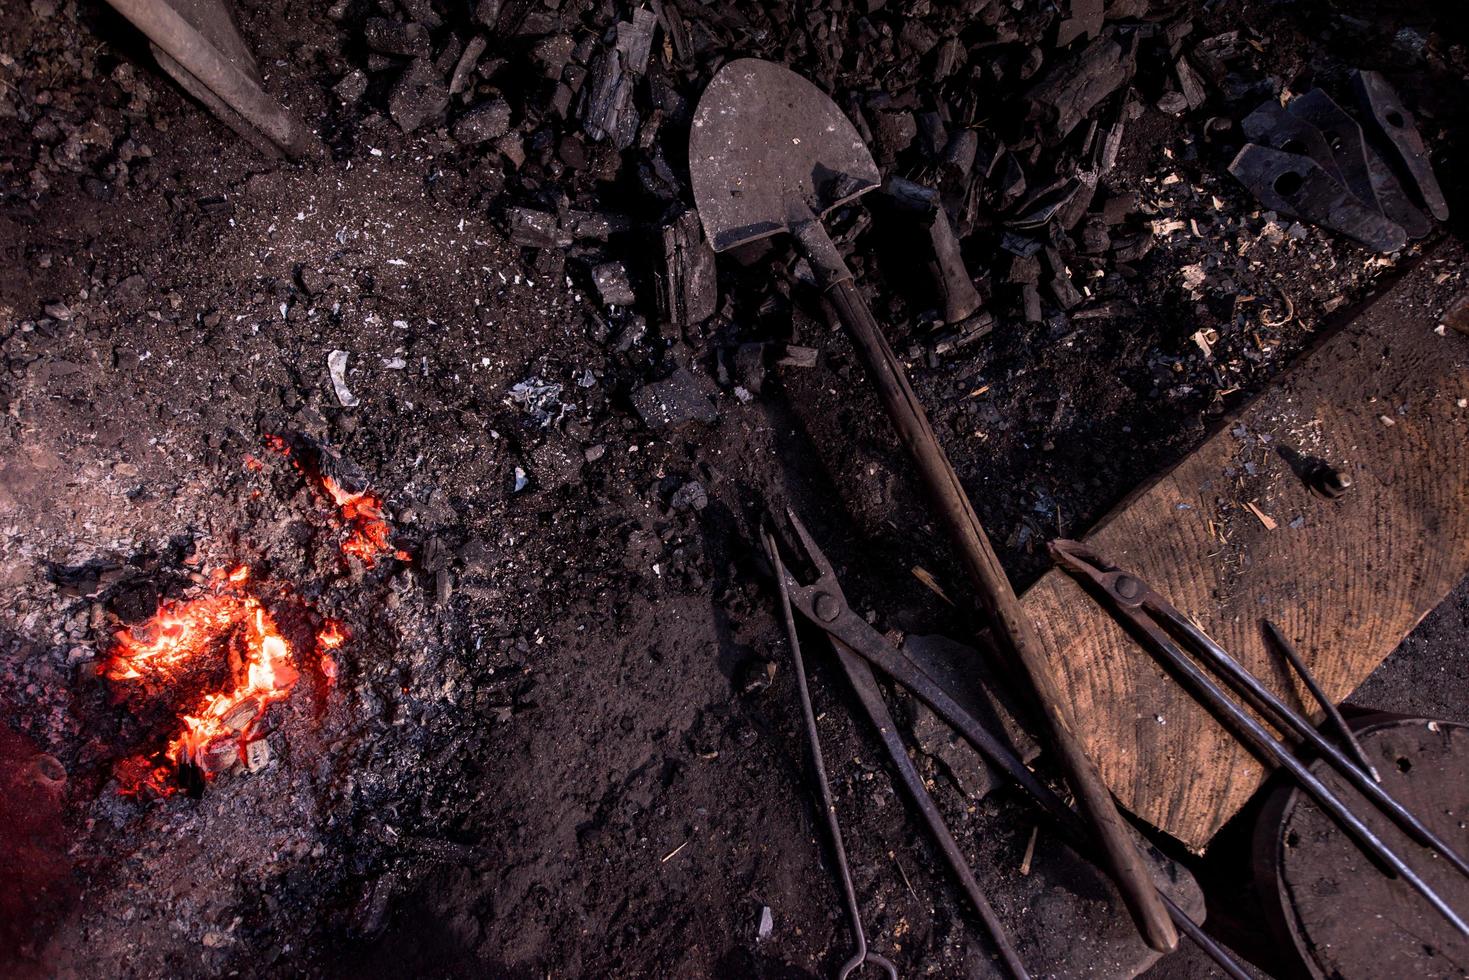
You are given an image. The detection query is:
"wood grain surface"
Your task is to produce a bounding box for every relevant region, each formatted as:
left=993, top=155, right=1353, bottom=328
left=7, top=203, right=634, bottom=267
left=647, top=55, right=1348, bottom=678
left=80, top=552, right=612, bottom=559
left=1021, top=240, right=1469, bottom=850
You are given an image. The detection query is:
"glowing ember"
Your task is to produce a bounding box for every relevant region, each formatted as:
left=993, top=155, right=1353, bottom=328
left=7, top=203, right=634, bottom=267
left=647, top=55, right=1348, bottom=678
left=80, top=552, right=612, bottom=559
left=321, top=476, right=411, bottom=567
left=105, top=564, right=310, bottom=794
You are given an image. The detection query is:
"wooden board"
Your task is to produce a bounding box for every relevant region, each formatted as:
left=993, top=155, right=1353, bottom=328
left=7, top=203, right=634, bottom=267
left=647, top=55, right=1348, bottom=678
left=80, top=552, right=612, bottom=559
left=1021, top=241, right=1469, bottom=850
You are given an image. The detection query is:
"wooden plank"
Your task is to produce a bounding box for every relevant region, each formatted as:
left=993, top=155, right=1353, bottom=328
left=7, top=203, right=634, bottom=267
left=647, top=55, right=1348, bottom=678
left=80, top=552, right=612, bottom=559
left=1021, top=241, right=1469, bottom=850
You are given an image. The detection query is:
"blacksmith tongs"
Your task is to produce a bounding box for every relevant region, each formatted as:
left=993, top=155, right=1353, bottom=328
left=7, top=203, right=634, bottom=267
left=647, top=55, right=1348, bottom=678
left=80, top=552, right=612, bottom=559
left=768, top=509, right=1029, bottom=979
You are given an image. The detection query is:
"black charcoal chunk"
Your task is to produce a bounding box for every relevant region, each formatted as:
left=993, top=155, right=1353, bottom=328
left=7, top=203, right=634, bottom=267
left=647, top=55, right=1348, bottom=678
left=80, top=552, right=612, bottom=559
left=657, top=209, right=718, bottom=328
left=1025, top=32, right=1136, bottom=142
left=450, top=36, right=488, bottom=96
left=452, top=98, right=512, bottom=144
left=389, top=59, right=450, bottom=133
left=507, top=207, right=567, bottom=248
left=591, top=262, right=636, bottom=307
left=1055, top=0, right=1103, bottom=47
left=364, top=18, right=430, bottom=58
left=632, top=368, right=718, bottom=429
left=885, top=176, right=982, bottom=323
left=474, top=0, right=502, bottom=28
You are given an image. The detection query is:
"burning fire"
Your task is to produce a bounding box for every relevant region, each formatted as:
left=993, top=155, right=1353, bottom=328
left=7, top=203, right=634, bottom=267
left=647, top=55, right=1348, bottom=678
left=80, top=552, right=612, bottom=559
left=105, top=564, right=338, bottom=796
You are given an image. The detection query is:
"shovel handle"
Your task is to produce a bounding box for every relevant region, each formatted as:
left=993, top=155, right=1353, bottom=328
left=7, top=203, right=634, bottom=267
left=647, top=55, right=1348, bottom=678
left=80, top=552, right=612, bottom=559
left=825, top=275, right=1179, bottom=953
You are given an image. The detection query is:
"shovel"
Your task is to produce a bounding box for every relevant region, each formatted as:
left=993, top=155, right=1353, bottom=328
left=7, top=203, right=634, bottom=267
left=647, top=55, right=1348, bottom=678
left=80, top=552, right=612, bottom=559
left=690, top=58, right=1177, bottom=954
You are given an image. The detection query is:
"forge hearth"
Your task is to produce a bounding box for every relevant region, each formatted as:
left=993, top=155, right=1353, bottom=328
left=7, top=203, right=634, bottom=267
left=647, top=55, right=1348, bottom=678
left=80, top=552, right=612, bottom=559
left=5, top=0, right=1469, bottom=976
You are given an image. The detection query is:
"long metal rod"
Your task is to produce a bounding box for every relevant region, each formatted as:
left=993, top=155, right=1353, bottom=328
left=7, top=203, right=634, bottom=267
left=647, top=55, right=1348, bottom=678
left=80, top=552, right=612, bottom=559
left=809, top=601, right=1253, bottom=978
left=1168, top=611, right=1469, bottom=881
left=764, top=530, right=896, bottom=980
left=1262, top=620, right=1381, bottom=782
left=886, top=652, right=1255, bottom=980
left=1123, top=605, right=1469, bottom=937
left=829, top=637, right=1029, bottom=979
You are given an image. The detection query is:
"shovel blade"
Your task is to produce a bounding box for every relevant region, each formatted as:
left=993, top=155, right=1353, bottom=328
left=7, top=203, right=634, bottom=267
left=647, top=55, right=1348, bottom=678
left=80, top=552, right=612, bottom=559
left=689, top=59, right=880, bottom=253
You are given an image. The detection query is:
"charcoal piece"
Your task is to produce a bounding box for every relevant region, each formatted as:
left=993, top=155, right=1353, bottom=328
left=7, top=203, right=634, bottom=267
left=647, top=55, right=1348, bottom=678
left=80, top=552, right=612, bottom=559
left=940, top=129, right=978, bottom=183
left=1024, top=32, right=1136, bottom=142
left=1006, top=253, right=1041, bottom=284
left=452, top=98, right=512, bottom=144
left=616, top=8, right=659, bottom=74
left=1175, top=56, right=1207, bottom=111
left=930, top=311, right=995, bottom=354
left=558, top=134, right=587, bottom=169
left=1156, top=90, right=1187, bottom=115
left=435, top=36, right=464, bottom=78
left=775, top=345, right=818, bottom=369
left=1000, top=232, right=1043, bottom=257
left=872, top=109, right=917, bottom=163
left=532, top=34, right=576, bottom=79
left=886, top=177, right=982, bottom=324
left=1111, top=231, right=1153, bottom=263
left=389, top=59, right=449, bottom=133
left=656, top=209, right=717, bottom=328
left=364, top=18, right=430, bottom=58
left=898, top=19, right=938, bottom=57
left=507, top=207, right=567, bottom=248
left=631, top=368, right=718, bottom=429
left=564, top=210, right=629, bottom=241
left=400, top=0, right=442, bottom=30
left=1080, top=217, right=1110, bottom=254
left=932, top=37, right=965, bottom=81
left=1055, top=0, right=1103, bottom=47
left=474, top=0, right=501, bottom=28
left=1049, top=272, right=1083, bottom=310
left=581, top=16, right=656, bottom=154
left=551, top=81, right=575, bottom=118
left=450, top=36, right=488, bottom=96
left=917, top=111, right=948, bottom=158
left=1022, top=283, right=1043, bottom=322
left=334, top=69, right=368, bottom=103
left=989, top=151, right=1027, bottom=210
left=590, top=262, right=636, bottom=307
left=496, top=131, right=525, bottom=169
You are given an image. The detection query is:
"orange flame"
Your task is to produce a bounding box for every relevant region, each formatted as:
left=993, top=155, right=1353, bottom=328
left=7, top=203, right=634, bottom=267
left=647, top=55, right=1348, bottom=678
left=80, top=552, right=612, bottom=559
left=105, top=564, right=311, bottom=791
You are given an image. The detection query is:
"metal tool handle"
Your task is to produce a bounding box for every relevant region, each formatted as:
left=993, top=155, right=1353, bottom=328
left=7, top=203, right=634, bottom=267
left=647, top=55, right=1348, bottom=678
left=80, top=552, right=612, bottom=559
left=807, top=243, right=1176, bottom=952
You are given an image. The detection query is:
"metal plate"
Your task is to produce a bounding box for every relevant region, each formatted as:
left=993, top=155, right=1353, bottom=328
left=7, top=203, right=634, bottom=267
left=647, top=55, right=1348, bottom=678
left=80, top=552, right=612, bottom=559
left=689, top=58, right=880, bottom=252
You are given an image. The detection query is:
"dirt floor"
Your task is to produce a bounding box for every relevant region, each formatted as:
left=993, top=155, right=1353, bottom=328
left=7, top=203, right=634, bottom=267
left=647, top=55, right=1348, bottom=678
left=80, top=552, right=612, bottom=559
left=2, top=0, right=1468, bottom=977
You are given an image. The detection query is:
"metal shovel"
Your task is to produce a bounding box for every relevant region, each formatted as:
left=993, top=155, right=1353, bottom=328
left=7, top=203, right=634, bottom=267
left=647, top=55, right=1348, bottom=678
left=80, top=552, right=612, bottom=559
left=690, top=58, right=1177, bottom=953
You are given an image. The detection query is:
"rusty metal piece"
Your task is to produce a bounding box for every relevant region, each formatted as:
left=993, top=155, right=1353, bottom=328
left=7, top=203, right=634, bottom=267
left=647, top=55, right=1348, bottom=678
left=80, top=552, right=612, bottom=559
left=689, top=58, right=880, bottom=253
left=1287, top=88, right=1429, bottom=240
left=1227, top=144, right=1405, bottom=252
left=103, top=0, right=320, bottom=159
left=1351, top=69, right=1449, bottom=222
left=1241, top=100, right=1347, bottom=189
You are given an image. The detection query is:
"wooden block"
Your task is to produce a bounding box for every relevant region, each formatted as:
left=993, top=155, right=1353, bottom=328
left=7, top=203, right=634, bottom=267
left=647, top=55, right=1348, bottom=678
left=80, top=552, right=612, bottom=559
left=1022, top=242, right=1469, bottom=850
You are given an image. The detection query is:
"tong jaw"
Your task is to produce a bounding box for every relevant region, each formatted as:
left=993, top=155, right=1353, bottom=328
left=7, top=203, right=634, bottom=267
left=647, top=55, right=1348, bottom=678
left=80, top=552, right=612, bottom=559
left=1049, top=539, right=1151, bottom=608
